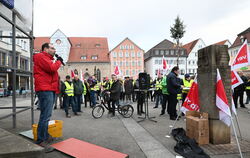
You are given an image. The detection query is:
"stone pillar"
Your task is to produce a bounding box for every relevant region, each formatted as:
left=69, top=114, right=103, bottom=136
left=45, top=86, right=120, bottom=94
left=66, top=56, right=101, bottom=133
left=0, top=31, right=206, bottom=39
left=197, top=45, right=231, bottom=144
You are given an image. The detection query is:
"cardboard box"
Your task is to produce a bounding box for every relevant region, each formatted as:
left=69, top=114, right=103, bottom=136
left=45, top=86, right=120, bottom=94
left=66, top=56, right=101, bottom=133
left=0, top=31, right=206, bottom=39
left=186, top=111, right=209, bottom=145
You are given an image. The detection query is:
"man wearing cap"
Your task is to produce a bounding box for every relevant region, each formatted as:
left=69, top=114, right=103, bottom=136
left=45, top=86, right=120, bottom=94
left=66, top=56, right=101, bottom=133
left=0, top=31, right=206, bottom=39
left=33, top=43, right=62, bottom=151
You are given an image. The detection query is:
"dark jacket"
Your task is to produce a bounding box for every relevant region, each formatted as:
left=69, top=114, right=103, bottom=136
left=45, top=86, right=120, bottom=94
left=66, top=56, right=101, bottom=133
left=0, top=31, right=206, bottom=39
left=234, top=75, right=248, bottom=93
left=72, top=79, right=84, bottom=95
left=110, top=80, right=121, bottom=101
left=124, top=79, right=133, bottom=94
left=167, top=72, right=181, bottom=95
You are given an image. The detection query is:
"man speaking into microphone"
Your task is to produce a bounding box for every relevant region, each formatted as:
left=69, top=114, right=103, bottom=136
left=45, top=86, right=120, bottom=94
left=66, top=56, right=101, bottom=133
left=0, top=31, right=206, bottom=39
left=33, top=43, right=63, bottom=152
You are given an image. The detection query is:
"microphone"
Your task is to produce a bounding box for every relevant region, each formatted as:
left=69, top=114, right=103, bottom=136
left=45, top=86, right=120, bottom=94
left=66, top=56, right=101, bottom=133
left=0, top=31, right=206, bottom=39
left=55, top=54, right=65, bottom=66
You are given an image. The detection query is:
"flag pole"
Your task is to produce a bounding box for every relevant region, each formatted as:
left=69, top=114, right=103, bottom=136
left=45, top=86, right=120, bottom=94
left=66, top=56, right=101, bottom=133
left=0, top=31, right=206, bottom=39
left=231, top=116, right=243, bottom=158
left=234, top=113, right=243, bottom=140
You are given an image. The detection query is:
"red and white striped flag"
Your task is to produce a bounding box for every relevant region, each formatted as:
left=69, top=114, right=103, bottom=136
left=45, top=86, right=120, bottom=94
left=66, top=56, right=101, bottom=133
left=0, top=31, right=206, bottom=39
left=231, top=70, right=243, bottom=89
left=114, top=65, right=120, bottom=76
left=71, top=70, right=75, bottom=78
left=216, top=69, right=231, bottom=126
left=181, top=77, right=200, bottom=114
left=231, top=40, right=250, bottom=70
left=162, top=56, right=167, bottom=70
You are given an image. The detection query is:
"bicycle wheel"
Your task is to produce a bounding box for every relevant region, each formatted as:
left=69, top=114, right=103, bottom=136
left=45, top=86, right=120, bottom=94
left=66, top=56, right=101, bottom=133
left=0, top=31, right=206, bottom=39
left=121, top=105, right=134, bottom=118
left=92, top=105, right=104, bottom=119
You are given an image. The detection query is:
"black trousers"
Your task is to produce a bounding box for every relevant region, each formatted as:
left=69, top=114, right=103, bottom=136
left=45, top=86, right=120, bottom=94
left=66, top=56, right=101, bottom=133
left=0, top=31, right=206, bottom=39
left=167, top=93, right=178, bottom=117
left=233, top=91, right=244, bottom=108
left=161, top=94, right=169, bottom=114
left=137, top=92, right=145, bottom=114
left=182, top=93, right=188, bottom=105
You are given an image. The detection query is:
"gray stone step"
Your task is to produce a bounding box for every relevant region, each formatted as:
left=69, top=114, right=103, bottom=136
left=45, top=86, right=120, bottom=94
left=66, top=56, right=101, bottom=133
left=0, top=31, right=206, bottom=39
left=0, top=128, right=44, bottom=158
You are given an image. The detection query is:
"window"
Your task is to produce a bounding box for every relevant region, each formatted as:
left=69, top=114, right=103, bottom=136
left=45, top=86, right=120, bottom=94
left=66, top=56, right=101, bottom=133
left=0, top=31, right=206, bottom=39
left=132, top=61, right=135, bottom=66
left=155, top=50, right=159, bottom=55
left=112, top=52, right=117, bottom=57
left=119, top=51, right=123, bottom=57
left=0, top=31, right=2, bottom=40
left=137, top=51, right=141, bottom=57
left=10, top=33, right=12, bottom=44
left=138, top=61, right=141, bottom=66
left=158, top=59, right=162, bottom=65
left=0, top=52, right=6, bottom=66
left=126, top=70, right=130, bottom=76
left=181, top=50, right=184, bottom=55
left=23, top=41, right=27, bottom=50
left=91, top=55, right=98, bottom=60
left=75, top=43, right=81, bottom=47
left=165, top=50, right=169, bottom=55
left=155, top=59, right=159, bottom=64
left=126, top=61, right=129, bottom=66
left=95, top=44, right=101, bottom=47
left=171, top=50, right=174, bottom=55
left=125, top=52, right=129, bottom=57
left=132, top=70, right=135, bottom=75
left=80, top=56, right=87, bottom=60
left=114, top=61, right=117, bottom=66
left=181, top=69, right=184, bottom=75
left=130, top=45, right=134, bottom=50
left=120, top=45, right=123, bottom=50
left=192, top=61, right=195, bottom=65
left=188, top=61, right=191, bottom=65
left=120, top=61, right=123, bottom=66
left=131, top=51, right=135, bottom=57
left=160, top=50, right=164, bottom=55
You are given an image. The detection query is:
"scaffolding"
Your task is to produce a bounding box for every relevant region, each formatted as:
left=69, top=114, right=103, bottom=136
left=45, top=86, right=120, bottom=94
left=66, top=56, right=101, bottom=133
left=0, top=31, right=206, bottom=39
left=0, top=1, right=34, bottom=128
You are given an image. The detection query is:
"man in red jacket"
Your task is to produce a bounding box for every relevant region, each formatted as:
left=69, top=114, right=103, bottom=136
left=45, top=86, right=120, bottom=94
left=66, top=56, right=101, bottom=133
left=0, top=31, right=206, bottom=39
left=33, top=43, right=63, bottom=151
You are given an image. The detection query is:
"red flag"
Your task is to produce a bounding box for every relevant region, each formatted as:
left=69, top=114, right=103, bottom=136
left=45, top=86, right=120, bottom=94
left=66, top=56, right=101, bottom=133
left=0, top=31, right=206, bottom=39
left=181, top=77, right=200, bottom=114
left=162, top=56, right=167, bottom=70
left=114, top=66, right=120, bottom=75
left=216, top=69, right=231, bottom=126
left=231, top=40, right=250, bottom=70
left=71, top=70, right=75, bottom=78
left=231, top=70, right=243, bottom=89
left=157, top=68, right=161, bottom=76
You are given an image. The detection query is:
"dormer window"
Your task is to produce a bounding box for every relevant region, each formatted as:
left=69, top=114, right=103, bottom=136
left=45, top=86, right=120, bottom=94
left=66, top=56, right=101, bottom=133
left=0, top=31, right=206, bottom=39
left=80, top=56, right=87, bottom=60
left=95, top=44, right=101, bottom=47
left=76, top=43, right=81, bottom=47
left=91, top=55, right=98, bottom=60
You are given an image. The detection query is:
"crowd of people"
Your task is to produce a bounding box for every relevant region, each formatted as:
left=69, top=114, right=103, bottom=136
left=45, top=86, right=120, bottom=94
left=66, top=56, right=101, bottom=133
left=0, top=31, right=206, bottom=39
left=33, top=42, right=249, bottom=152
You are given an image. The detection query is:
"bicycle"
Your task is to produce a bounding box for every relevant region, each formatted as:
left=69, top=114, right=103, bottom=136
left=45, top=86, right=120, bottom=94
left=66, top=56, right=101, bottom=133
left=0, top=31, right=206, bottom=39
left=92, top=90, right=134, bottom=119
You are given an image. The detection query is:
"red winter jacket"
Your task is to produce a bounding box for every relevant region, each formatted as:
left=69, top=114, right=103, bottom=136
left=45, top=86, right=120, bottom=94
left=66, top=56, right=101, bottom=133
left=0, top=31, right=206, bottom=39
left=33, top=51, right=62, bottom=92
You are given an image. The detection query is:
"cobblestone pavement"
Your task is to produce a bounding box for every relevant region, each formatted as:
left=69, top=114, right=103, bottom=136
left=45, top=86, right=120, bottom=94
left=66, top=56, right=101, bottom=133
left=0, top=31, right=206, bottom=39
left=0, top=96, right=250, bottom=158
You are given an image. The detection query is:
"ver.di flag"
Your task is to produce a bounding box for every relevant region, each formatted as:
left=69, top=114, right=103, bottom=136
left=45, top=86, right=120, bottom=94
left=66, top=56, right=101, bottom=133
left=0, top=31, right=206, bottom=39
left=231, top=40, right=250, bottom=70
left=180, top=77, right=200, bottom=114
left=216, top=69, right=231, bottom=126
left=114, top=65, right=120, bottom=76
left=231, top=70, right=243, bottom=89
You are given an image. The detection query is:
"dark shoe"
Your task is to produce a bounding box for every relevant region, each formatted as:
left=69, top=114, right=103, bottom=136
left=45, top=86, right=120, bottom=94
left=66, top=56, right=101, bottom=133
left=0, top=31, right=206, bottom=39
left=170, top=116, right=179, bottom=120
left=153, top=106, right=158, bottom=109
left=160, top=112, right=165, bottom=116
left=78, top=111, right=83, bottom=113
left=66, top=114, right=71, bottom=118
left=46, top=135, right=55, bottom=144
left=54, top=107, right=57, bottom=110
left=74, top=112, right=81, bottom=116
left=141, top=111, right=145, bottom=114
left=38, top=142, right=54, bottom=153
left=241, top=105, right=246, bottom=108
left=137, top=113, right=142, bottom=116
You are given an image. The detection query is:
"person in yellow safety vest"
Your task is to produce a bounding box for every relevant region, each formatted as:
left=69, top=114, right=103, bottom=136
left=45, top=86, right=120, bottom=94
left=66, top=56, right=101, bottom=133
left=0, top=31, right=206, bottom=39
left=87, top=75, right=97, bottom=107
left=82, top=80, right=89, bottom=107
left=153, top=74, right=163, bottom=108
left=181, top=74, right=193, bottom=105
left=61, top=75, right=79, bottom=118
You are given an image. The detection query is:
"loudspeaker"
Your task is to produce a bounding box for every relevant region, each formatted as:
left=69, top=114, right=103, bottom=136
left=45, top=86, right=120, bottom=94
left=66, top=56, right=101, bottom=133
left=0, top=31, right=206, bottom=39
left=139, top=73, right=150, bottom=90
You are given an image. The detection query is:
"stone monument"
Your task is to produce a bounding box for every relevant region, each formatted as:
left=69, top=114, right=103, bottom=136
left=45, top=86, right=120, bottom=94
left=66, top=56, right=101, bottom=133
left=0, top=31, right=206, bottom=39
left=197, top=45, right=231, bottom=144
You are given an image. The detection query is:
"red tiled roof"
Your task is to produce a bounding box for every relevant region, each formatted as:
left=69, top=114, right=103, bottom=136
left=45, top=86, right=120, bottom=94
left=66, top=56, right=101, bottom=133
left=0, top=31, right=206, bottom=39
left=213, top=40, right=231, bottom=46
left=230, top=30, right=250, bottom=49
left=34, top=37, right=110, bottom=62
left=183, top=39, right=199, bottom=55
left=34, top=37, right=50, bottom=52
left=68, top=37, right=109, bottom=63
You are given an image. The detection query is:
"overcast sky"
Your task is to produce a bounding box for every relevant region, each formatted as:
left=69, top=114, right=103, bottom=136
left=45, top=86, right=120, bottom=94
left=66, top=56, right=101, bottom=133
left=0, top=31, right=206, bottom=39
left=34, top=0, right=250, bottom=51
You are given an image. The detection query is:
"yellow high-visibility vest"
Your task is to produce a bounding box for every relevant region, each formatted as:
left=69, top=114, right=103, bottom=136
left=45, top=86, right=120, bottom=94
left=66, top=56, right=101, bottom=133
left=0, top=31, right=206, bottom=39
left=83, top=83, right=87, bottom=95
left=64, top=82, right=74, bottom=96
left=155, top=80, right=162, bottom=90
left=182, top=79, right=193, bottom=93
